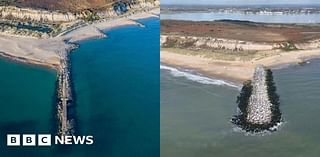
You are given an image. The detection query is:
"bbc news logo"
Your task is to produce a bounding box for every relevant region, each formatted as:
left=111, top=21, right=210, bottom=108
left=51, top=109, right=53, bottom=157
left=7, top=134, right=94, bottom=146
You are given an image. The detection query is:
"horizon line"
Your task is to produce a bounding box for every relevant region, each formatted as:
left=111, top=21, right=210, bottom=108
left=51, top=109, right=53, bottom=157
left=161, top=3, right=320, bottom=6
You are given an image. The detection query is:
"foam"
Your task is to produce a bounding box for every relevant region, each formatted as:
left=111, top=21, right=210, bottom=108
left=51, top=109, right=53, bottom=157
left=160, top=64, right=239, bottom=88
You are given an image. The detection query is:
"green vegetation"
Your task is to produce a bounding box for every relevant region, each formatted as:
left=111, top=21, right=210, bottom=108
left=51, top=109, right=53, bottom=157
left=161, top=37, right=284, bottom=61
left=0, top=0, right=16, bottom=6
left=280, top=42, right=298, bottom=51
left=162, top=37, right=196, bottom=48
left=162, top=48, right=259, bottom=61
left=84, top=12, right=100, bottom=22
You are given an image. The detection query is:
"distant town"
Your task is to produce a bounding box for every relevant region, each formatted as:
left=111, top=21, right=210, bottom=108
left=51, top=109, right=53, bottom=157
left=161, top=5, right=320, bottom=14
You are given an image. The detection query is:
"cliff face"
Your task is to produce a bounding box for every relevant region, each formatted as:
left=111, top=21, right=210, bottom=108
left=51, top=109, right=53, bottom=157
left=0, top=6, right=78, bottom=22
left=15, top=0, right=122, bottom=11
left=161, top=35, right=275, bottom=51
left=0, top=1, right=159, bottom=23
left=15, top=0, right=157, bottom=11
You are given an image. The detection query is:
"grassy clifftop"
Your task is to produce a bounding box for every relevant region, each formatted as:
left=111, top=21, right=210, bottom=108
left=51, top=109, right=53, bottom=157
left=1, top=0, right=157, bottom=12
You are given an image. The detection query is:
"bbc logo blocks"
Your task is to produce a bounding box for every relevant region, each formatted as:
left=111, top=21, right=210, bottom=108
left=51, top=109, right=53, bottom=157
left=7, top=134, right=20, bottom=146
left=38, top=134, right=51, bottom=146
left=22, top=134, right=36, bottom=146
left=7, top=134, right=51, bottom=146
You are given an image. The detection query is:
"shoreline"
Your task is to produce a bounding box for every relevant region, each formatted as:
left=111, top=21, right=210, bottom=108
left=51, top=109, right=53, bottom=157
left=0, top=7, right=160, bottom=70
left=0, top=51, right=59, bottom=70
left=160, top=49, right=320, bottom=85
left=160, top=64, right=240, bottom=88
left=0, top=9, right=159, bottom=135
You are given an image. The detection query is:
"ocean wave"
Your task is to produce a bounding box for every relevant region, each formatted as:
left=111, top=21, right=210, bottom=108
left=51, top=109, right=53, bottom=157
left=232, top=121, right=284, bottom=136
left=160, top=65, right=239, bottom=88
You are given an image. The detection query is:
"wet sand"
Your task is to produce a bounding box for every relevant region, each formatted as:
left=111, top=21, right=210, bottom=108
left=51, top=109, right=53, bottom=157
left=0, top=8, right=160, bottom=69
left=160, top=48, right=320, bottom=84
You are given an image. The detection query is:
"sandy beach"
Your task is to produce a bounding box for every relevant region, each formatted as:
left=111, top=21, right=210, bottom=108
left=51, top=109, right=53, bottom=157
left=161, top=48, right=320, bottom=84
left=161, top=19, right=320, bottom=84
left=0, top=36, right=71, bottom=68
left=0, top=8, right=160, bottom=69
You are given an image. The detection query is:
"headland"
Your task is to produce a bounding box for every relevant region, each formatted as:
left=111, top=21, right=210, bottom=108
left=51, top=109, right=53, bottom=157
left=161, top=20, right=320, bottom=84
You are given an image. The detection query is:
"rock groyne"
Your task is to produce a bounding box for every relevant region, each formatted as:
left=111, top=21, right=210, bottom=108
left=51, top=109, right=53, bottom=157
left=232, top=65, right=281, bottom=133
left=56, top=51, right=75, bottom=136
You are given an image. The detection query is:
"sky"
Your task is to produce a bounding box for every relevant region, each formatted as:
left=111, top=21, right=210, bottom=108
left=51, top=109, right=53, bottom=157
left=161, top=0, right=320, bottom=5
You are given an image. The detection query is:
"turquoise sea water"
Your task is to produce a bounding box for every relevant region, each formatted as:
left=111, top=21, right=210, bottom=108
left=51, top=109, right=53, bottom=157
left=0, top=59, right=57, bottom=156
left=160, top=60, right=320, bottom=157
left=0, top=18, right=159, bottom=157
left=70, top=18, right=160, bottom=157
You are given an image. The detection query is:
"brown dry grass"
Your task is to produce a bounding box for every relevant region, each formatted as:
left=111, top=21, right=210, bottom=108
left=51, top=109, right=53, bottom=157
left=161, top=20, right=320, bottom=43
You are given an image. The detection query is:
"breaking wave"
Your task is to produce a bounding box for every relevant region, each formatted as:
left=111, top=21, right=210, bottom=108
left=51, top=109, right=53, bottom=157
left=232, top=121, right=284, bottom=136
left=160, top=65, right=239, bottom=88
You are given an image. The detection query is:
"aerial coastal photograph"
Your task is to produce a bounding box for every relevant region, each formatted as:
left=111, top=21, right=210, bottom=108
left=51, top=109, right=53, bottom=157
left=161, top=0, right=320, bottom=157
left=0, top=0, right=159, bottom=156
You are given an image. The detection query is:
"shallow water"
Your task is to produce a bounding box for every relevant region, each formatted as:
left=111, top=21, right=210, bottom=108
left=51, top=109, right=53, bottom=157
left=0, top=18, right=159, bottom=156
left=0, top=59, right=57, bottom=156
left=160, top=60, right=320, bottom=157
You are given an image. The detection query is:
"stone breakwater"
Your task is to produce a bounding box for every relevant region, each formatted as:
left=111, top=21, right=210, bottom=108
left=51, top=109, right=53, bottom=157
left=232, top=65, right=281, bottom=133
left=56, top=51, right=75, bottom=136
left=247, top=65, right=272, bottom=124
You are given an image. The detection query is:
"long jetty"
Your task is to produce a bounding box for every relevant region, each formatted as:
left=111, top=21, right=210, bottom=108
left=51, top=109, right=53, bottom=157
left=232, top=64, right=281, bottom=133
left=56, top=51, right=74, bottom=136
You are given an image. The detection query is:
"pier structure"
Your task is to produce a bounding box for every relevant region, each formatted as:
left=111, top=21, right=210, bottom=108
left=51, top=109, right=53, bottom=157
left=57, top=51, right=74, bottom=136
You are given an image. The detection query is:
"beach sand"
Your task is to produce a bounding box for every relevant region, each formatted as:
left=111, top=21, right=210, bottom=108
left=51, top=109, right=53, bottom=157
left=0, top=8, right=160, bottom=69
left=161, top=48, right=320, bottom=84
left=0, top=36, right=71, bottom=68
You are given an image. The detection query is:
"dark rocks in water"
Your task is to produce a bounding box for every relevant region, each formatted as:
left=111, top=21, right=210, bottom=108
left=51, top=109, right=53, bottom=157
left=298, top=60, right=310, bottom=66
left=231, top=65, right=282, bottom=133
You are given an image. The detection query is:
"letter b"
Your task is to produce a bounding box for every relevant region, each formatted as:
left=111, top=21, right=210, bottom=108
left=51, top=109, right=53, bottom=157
left=23, top=134, right=36, bottom=146
left=7, top=134, right=20, bottom=146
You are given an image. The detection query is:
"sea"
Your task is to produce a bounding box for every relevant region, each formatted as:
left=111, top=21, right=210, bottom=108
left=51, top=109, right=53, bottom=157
left=160, top=8, right=320, bottom=157
left=161, top=12, right=320, bottom=23
left=0, top=17, right=160, bottom=157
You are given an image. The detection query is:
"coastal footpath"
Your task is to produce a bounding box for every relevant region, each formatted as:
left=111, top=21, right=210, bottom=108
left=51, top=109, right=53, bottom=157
left=232, top=65, right=281, bottom=133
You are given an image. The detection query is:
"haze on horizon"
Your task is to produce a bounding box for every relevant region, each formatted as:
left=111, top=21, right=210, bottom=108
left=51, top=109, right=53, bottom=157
left=161, top=0, right=320, bottom=5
